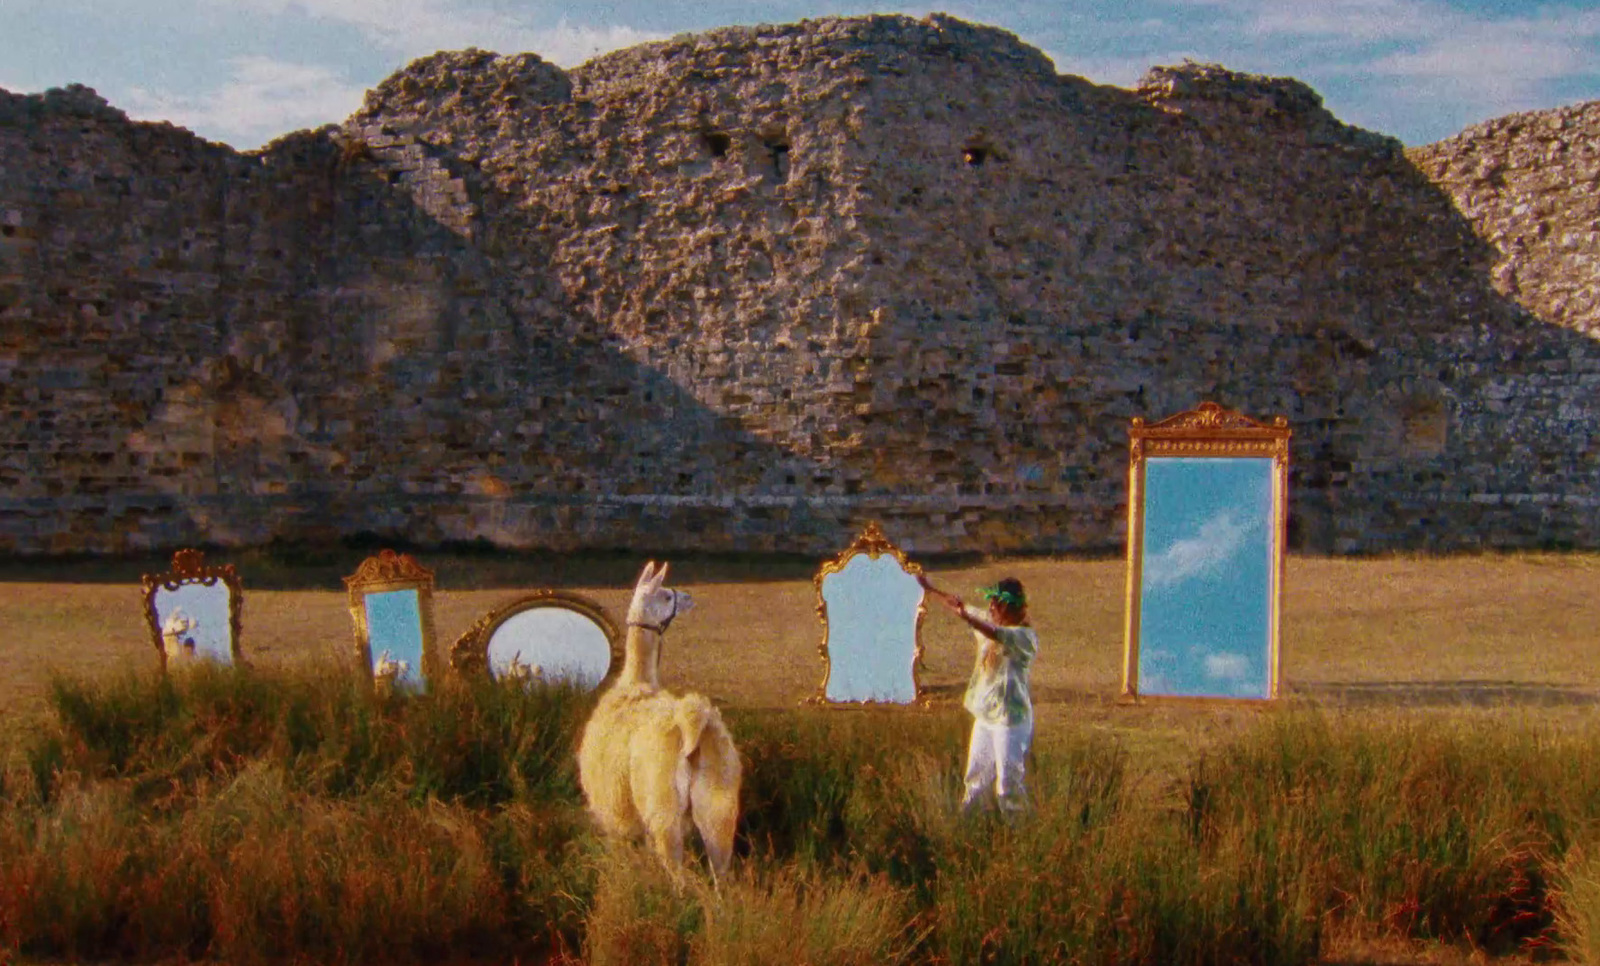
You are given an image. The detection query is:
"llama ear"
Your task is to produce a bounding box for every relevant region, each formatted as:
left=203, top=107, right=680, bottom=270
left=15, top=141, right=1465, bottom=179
left=636, top=560, right=658, bottom=587
left=653, top=562, right=670, bottom=588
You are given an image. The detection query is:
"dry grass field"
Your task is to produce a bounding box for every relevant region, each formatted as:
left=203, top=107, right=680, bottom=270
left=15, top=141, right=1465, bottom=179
left=4, top=550, right=1600, bottom=966
left=5, top=550, right=1598, bottom=753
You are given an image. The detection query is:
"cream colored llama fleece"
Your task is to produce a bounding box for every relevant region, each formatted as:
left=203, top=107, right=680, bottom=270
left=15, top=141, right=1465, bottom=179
left=577, top=684, right=741, bottom=844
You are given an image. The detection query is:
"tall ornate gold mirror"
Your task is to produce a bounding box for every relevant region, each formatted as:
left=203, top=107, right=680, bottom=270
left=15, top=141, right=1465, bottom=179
left=142, top=549, right=243, bottom=670
left=1122, top=402, right=1291, bottom=702
left=812, top=522, right=927, bottom=705
left=450, top=590, right=622, bottom=691
left=345, top=550, right=439, bottom=693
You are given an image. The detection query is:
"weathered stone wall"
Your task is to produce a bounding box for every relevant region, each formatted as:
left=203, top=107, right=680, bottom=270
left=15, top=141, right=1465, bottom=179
left=2, top=14, right=1598, bottom=557
left=1410, top=102, right=1600, bottom=337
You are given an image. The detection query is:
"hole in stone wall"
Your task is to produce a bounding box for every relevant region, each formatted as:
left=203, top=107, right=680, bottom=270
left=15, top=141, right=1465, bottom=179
left=964, top=145, right=988, bottom=167
left=703, top=131, right=731, bottom=157
left=767, top=142, right=790, bottom=182
left=1, top=226, right=13, bottom=237
left=1401, top=396, right=1449, bottom=456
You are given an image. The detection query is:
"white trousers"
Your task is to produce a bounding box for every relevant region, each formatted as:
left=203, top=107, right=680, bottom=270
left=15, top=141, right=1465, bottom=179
left=961, top=718, right=1032, bottom=811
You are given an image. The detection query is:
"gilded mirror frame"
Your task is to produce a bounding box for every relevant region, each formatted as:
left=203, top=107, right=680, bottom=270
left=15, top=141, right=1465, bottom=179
left=810, top=521, right=928, bottom=706
left=449, top=589, right=623, bottom=689
left=1122, top=401, right=1291, bottom=703
left=141, top=548, right=244, bottom=671
left=344, top=549, right=440, bottom=689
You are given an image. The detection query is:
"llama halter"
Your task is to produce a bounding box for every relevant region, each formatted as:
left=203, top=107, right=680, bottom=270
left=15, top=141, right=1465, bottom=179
left=628, top=592, right=681, bottom=634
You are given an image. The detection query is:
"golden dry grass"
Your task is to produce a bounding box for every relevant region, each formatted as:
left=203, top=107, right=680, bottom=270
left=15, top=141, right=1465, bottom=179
left=4, top=551, right=1598, bottom=966
left=5, top=551, right=1598, bottom=737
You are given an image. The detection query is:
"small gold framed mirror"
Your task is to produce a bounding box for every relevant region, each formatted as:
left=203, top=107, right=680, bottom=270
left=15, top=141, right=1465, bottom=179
left=1122, top=402, right=1291, bottom=702
left=142, top=549, right=243, bottom=670
left=450, top=590, right=622, bottom=691
left=812, top=521, right=927, bottom=705
left=344, top=549, right=439, bottom=693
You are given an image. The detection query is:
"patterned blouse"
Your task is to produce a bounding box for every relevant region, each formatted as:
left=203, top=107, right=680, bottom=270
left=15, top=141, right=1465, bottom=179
left=960, top=603, right=1039, bottom=726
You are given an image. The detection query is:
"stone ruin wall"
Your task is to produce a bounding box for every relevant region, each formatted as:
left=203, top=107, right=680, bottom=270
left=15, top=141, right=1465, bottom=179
left=2, top=14, right=1599, bottom=558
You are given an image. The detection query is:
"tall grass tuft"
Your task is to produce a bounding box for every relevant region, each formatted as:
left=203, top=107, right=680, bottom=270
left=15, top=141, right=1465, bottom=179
left=31, top=659, right=592, bottom=808
left=1, top=661, right=597, bottom=963
left=1187, top=710, right=1600, bottom=956
left=580, top=850, right=918, bottom=966
left=696, top=865, right=919, bottom=966
left=581, top=849, right=702, bottom=966
left=1558, top=844, right=1600, bottom=964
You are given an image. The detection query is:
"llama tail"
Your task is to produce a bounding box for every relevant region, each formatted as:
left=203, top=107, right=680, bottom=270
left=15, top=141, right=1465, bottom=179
left=675, top=695, right=742, bottom=880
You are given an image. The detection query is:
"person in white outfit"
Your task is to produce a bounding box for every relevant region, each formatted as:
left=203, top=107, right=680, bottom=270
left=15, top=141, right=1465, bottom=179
left=917, top=573, right=1038, bottom=812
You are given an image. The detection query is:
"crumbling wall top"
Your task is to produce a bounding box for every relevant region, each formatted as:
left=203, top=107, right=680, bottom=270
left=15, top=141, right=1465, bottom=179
left=354, top=47, right=573, bottom=130
left=0, top=83, right=128, bottom=125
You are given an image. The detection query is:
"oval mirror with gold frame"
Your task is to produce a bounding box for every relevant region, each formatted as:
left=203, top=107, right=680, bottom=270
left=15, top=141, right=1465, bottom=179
left=141, top=549, right=243, bottom=670
left=812, top=521, right=927, bottom=705
left=345, top=549, right=439, bottom=693
left=450, top=590, right=622, bottom=691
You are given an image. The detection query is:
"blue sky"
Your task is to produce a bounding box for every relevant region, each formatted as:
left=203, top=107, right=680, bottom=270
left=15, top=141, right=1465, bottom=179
left=365, top=588, right=426, bottom=688
left=3, top=1, right=1597, bottom=149
left=1137, top=457, right=1274, bottom=699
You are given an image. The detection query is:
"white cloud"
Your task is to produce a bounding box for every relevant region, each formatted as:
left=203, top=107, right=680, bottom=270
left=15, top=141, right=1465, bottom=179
left=1361, top=15, right=1600, bottom=113
left=1203, top=651, right=1251, bottom=681
left=1131, top=1, right=1600, bottom=141
left=122, top=56, right=369, bottom=148
left=1239, top=0, right=1437, bottom=42
left=212, top=0, right=667, bottom=65
left=1143, top=509, right=1256, bottom=590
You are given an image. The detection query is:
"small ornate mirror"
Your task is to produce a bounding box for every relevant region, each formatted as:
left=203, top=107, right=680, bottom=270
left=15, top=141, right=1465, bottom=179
left=1122, top=402, right=1291, bottom=702
left=450, top=590, right=622, bottom=690
left=142, top=549, right=243, bottom=670
left=345, top=550, right=438, bottom=693
left=812, top=522, right=927, bottom=705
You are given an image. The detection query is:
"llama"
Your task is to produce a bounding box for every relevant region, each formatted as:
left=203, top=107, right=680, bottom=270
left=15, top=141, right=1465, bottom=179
left=161, top=609, right=198, bottom=662
left=576, top=561, right=742, bottom=882
left=373, top=650, right=411, bottom=689
left=501, top=654, right=544, bottom=686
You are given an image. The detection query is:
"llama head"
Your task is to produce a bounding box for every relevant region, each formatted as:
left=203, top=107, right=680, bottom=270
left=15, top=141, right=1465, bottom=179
left=374, top=650, right=410, bottom=679
left=162, top=608, right=195, bottom=637
left=502, top=651, right=544, bottom=684
left=627, top=560, right=694, bottom=633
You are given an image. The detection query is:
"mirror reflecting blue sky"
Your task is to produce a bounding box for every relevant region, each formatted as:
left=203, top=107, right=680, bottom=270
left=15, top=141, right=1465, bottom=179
left=365, top=589, right=426, bottom=691
left=821, top=553, right=923, bottom=703
left=1138, top=457, right=1274, bottom=699
left=154, top=582, right=235, bottom=663
left=487, top=607, right=611, bottom=690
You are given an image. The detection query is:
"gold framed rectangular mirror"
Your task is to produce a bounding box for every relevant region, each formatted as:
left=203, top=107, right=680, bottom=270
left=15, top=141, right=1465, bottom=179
left=1122, top=402, right=1291, bottom=702
left=345, top=550, right=439, bottom=693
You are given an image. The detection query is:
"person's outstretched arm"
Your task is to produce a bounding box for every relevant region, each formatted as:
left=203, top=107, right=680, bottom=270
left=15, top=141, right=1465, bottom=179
left=916, top=572, right=1001, bottom=639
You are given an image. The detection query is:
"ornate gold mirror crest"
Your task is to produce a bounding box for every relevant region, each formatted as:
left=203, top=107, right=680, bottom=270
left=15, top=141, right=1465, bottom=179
left=450, top=590, right=623, bottom=691
left=344, top=549, right=439, bottom=693
left=141, top=548, right=244, bottom=670
left=1123, top=401, right=1291, bottom=703
left=811, top=521, right=928, bottom=705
